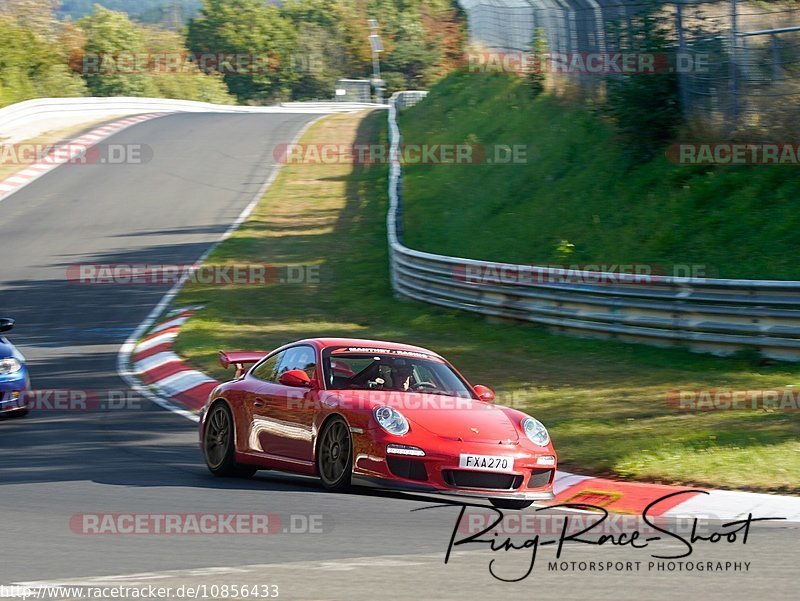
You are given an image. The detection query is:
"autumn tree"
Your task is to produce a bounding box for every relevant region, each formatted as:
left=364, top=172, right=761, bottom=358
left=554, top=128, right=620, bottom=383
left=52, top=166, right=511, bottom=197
left=78, top=7, right=159, bottom=96
left=0, top=14, right=87, bottom=107
left=187, top=0, right=298, bottom=103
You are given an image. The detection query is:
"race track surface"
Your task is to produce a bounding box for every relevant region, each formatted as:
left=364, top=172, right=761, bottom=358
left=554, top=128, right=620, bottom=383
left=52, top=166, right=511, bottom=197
left=0, top=112, right=797, bottom=600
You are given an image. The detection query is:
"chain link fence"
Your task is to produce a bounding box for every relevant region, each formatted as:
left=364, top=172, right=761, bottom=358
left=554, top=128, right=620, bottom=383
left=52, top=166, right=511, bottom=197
left=458, top=0, right=800, bottom=133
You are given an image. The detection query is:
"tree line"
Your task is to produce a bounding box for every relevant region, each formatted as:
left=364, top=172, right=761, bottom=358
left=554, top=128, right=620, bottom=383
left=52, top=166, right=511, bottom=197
left=0, top=0, right=465, bottom=108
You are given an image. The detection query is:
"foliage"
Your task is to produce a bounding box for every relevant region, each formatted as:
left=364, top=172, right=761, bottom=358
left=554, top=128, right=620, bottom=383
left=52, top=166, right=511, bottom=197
left=187, top=0, right=298, bottom=104
left=142, top=27, right=235, bottom=103
left=78, top=7, right=159, bottom=96
left=1, top=1, right=467, bottom=107
left=399, top=71, right=800, bottom=280
left=68, top=6, right=233, bottom=102
left=527, top=27, right=546, bottom=96
left=0, top=14, right=87, bottom=107
left=279, top=0, right=466, bottom=100
left=58, top=1, right=202, bottom=25
left=601, top=5, right=682, bottom=163
left=0, top=0, right=60, bottom=39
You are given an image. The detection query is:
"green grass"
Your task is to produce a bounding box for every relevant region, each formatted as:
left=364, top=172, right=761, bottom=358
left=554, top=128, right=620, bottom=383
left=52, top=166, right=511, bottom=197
left=174, top=109, right=800, bottom=493
left=400, top=71, right=800, bottom=280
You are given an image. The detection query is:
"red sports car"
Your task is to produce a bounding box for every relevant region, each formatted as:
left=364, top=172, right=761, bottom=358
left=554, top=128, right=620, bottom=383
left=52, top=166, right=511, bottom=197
left=199, top=338, right=556, bottom=509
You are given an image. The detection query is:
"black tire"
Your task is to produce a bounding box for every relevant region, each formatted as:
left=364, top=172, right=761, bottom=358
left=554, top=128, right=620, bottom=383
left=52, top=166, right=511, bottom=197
left=203, top=402, right=256, bottom=478
left=490, top=498, right=533, bottom=510
left=317, top=416, right=352, bottom=491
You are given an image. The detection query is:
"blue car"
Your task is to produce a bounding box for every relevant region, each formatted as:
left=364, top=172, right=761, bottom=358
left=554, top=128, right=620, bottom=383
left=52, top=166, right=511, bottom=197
left=0, top=318, right=30, bottom=417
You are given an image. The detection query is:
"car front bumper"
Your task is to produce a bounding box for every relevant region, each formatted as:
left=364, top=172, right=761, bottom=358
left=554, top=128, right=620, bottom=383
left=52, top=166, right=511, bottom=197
left=352, top=431, right=557, bottom=500
left=0, top=368, right=30, bottom=413
left=352, top=474, right=556, bottom=501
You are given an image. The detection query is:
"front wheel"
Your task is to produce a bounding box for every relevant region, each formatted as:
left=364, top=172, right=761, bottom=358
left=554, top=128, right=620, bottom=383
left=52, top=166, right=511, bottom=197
left=203, top=402, right=256, bottom=478
left=490, top=498, right=533, bottom=510
left=317, top=416, right=352, bottom=491
left=3, top=408, right=27, bottom=418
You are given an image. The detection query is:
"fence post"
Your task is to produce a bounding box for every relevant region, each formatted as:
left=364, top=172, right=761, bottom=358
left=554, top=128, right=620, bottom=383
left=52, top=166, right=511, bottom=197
left=675, top=1, right=690, bottom=120
left=596, top=2, right=606, bottom=53
left=729, top=0, right=740, bottom=128
left=771, top=34, right=782, bottom=82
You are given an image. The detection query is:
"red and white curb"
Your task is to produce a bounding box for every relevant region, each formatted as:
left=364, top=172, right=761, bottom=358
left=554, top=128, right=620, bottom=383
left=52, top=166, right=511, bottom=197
left=131, top=309, right=800, bottom=523
left=0, top=113, right=166, bottom=202
left=549, top=471, right=800, bottom=521
left=131, top=308, right=217, bottom=413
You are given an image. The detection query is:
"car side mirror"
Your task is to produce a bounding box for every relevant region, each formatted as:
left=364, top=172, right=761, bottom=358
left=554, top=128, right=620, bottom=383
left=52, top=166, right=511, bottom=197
left=473, top=385, right=495, bottom=402
left=0, top=318, right=14, bottom=333
left=278, top=369, right=313, bottom=388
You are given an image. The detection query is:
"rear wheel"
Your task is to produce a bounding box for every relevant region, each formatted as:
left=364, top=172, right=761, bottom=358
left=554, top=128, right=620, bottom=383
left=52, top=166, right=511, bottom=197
left=317, top=417, right=352, bottom=491
left=490, top=498, right=533, bottom=510
left=203, top=402, right=256, bottom=478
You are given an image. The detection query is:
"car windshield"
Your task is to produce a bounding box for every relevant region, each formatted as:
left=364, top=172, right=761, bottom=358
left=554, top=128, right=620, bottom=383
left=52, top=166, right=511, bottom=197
left=322, top=346, right=474, bottom=397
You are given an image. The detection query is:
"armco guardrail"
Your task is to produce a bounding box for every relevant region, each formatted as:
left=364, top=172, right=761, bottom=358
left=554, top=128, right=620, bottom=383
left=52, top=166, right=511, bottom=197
left=0, top=97, right=383, bottom=143
left=388, top=91, right=800, bottom=361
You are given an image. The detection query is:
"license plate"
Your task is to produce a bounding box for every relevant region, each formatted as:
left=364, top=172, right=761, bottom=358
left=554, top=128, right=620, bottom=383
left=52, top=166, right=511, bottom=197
left=459, top=453, right=514, bottom=472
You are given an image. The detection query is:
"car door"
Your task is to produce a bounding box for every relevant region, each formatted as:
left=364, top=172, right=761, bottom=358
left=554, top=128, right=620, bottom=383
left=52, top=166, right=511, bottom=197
left=245, top=350, right=284, bottom=456
left=252, top=345, right=318, bottom=463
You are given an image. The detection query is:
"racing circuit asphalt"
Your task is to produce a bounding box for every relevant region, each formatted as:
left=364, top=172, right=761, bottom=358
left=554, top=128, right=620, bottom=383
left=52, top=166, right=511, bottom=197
left=0, top=112, right=797, bottom=600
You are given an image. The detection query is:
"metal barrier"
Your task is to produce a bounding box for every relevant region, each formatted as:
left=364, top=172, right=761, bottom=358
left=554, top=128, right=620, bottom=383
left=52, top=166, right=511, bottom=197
left=387, top=91, right=800, bottom=360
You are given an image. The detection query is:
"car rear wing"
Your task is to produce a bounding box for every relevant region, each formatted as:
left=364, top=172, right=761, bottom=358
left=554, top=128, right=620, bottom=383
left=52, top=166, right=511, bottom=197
left=219, top=351, right=267, bottom=379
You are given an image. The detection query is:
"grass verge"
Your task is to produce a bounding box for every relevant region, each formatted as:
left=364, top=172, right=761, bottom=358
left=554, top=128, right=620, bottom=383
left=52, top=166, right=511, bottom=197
left=174, top=109, right=800, bottom=493
left=400, top=71, right=800, bottom=280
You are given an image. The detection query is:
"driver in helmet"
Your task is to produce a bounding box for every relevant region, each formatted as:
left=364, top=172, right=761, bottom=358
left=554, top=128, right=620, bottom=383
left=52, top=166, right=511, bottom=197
left=390, top=359, right=415, bottom=391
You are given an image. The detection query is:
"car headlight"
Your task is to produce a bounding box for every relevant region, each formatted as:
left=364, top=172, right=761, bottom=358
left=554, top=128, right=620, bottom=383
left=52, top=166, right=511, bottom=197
left=373, top=406, right=409, bottom=436
left=522, top=417, right=550, bottom=446
left=0, top=358, right=22, bottom=375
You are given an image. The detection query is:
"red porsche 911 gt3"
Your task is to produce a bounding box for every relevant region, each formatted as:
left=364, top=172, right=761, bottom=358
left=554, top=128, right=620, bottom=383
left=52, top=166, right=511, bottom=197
left=199, top=338, right=556, bottom=509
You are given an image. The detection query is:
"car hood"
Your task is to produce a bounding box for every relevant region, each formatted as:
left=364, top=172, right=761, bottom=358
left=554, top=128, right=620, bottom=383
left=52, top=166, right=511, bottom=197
left=329, top=389, right=520, bottom=444
left=409, top=403, right=520, bottom=443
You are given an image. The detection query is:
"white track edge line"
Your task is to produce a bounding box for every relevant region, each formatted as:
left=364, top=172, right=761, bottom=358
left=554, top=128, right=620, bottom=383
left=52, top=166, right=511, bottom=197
left=116, top=113, right=331, bottom=423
